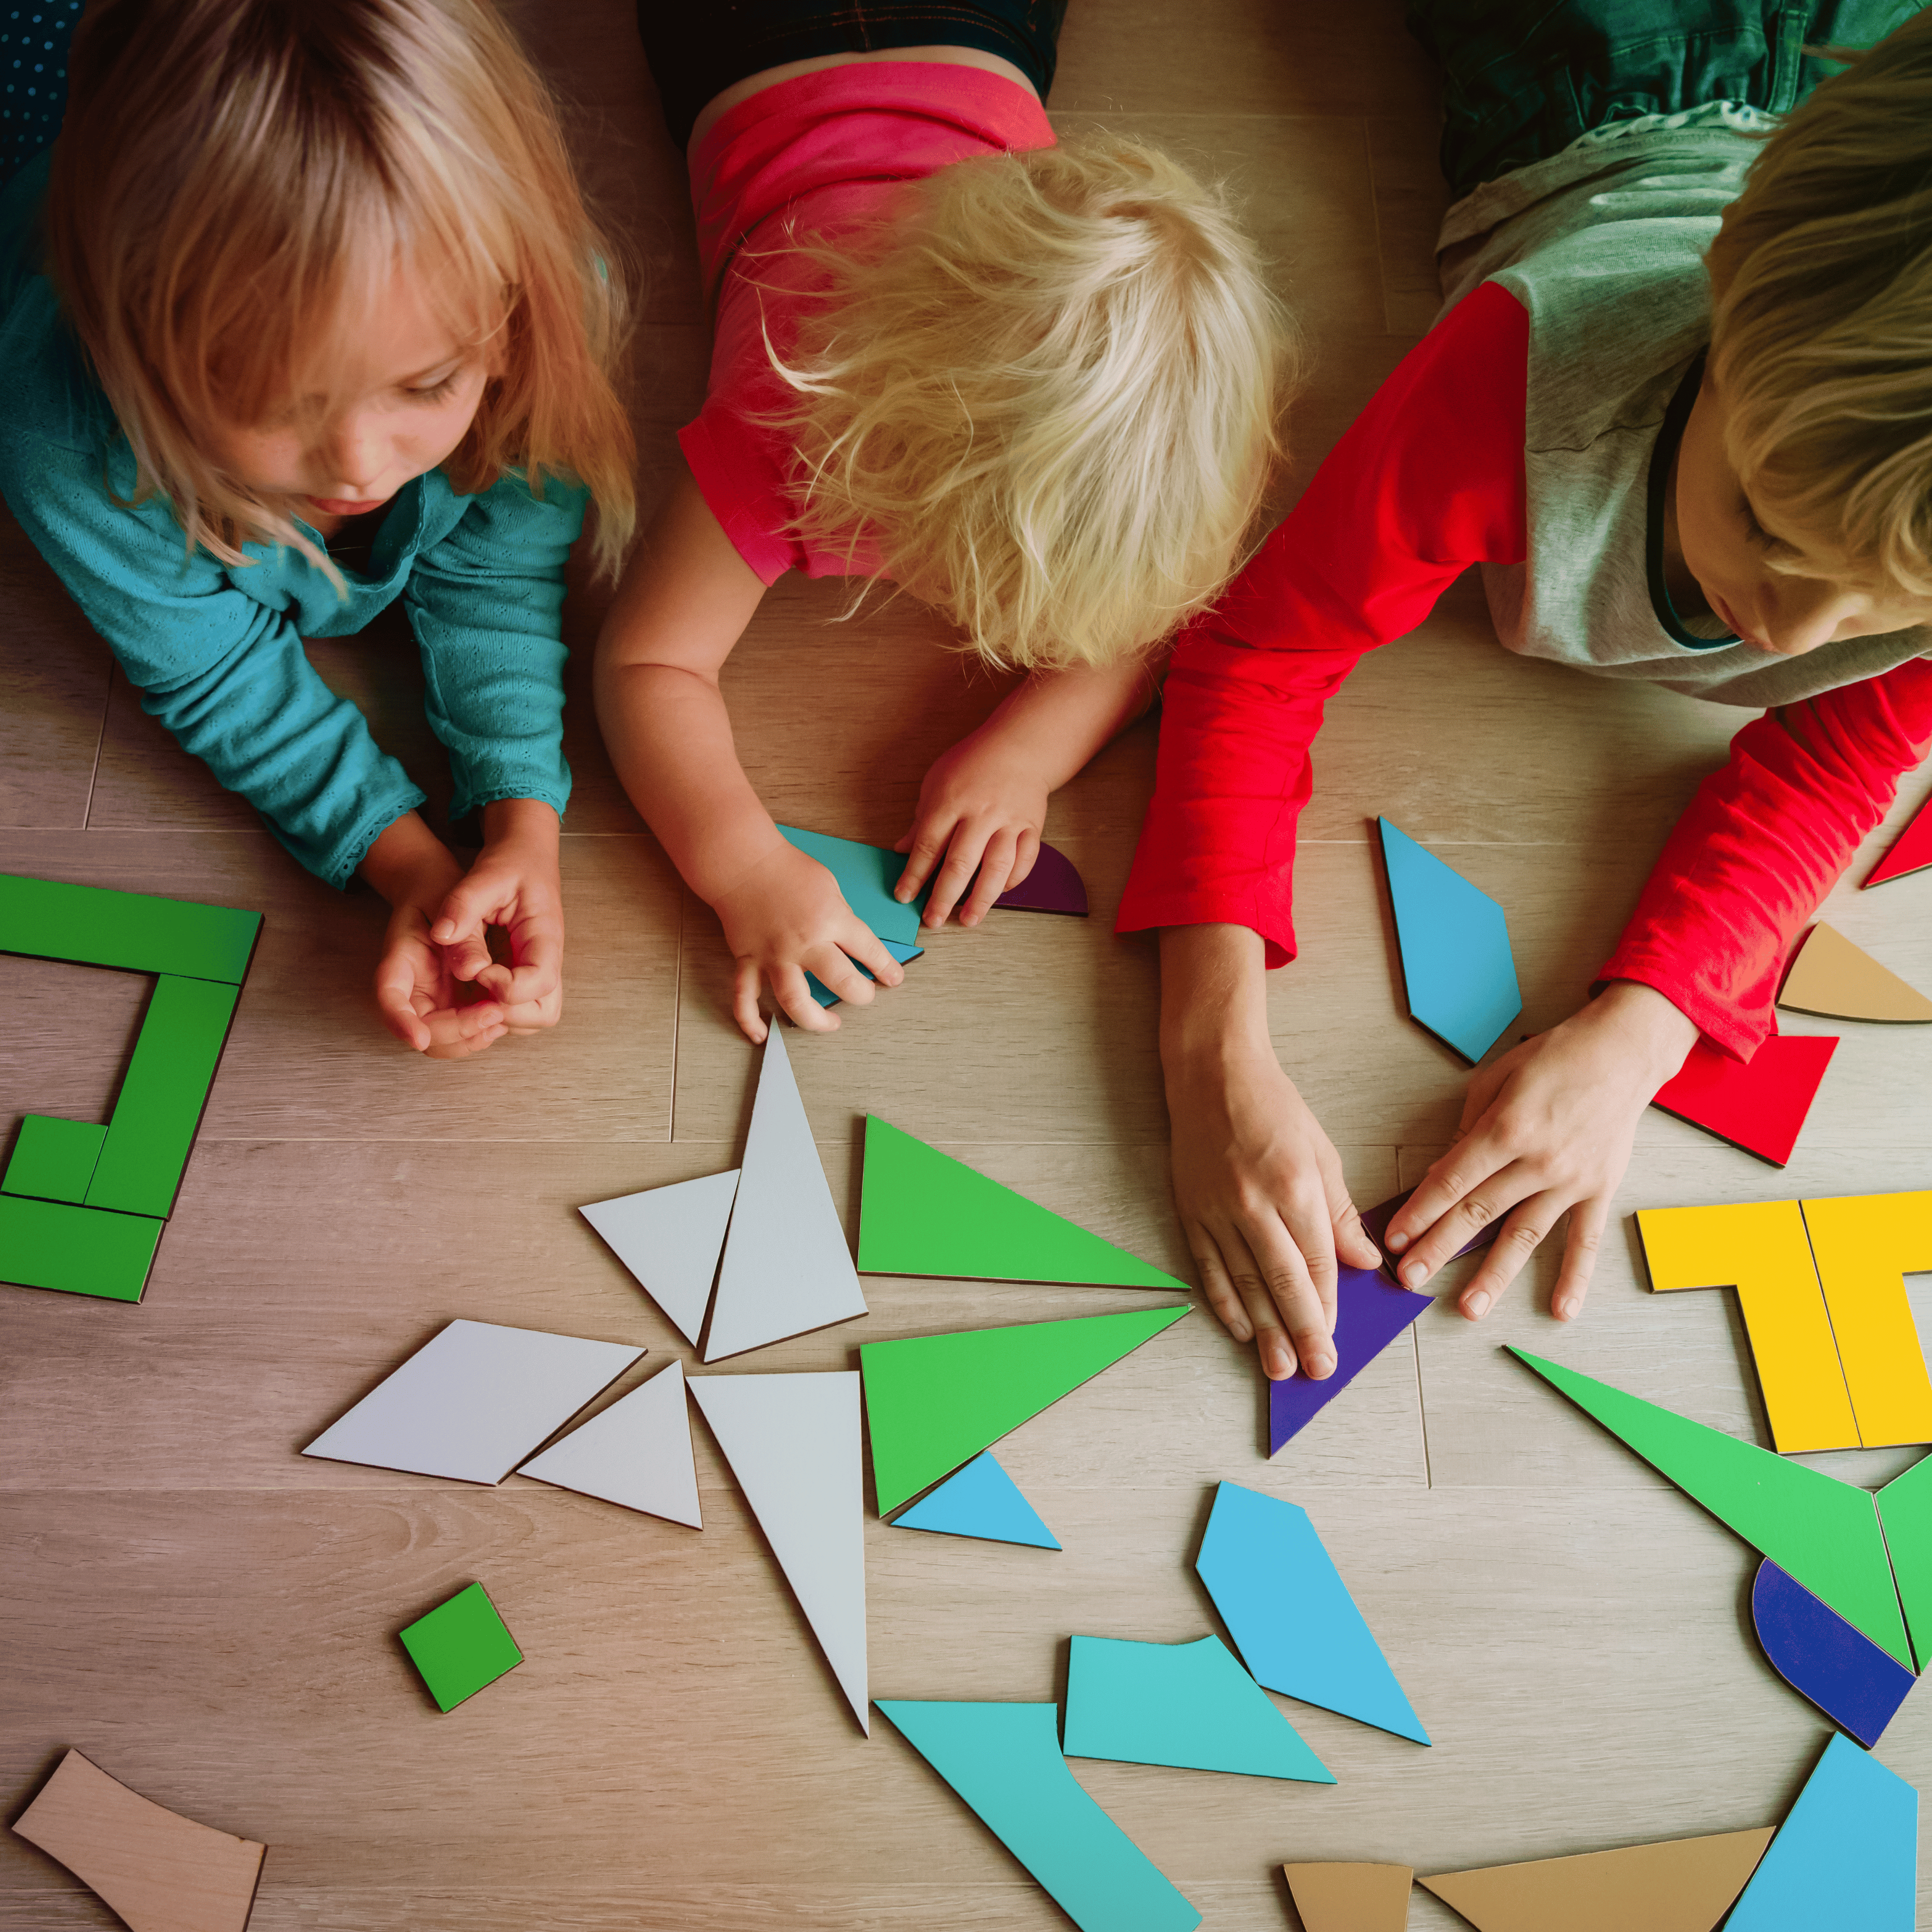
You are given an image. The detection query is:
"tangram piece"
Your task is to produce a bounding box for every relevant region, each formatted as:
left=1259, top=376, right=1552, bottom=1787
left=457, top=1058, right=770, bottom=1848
left=1361, top=1187, right=1499, bottom=1282
left=890, top=1451, right=1060, bottom=1549
left=2, top=1114, right=105, bottom=1203
left=776, top=823, right=928, bottom=945
left=1634, top=1200, right=1856, bottom=1453
left=517, top=1359, right=701, bottom=1529
left=1800, top=1191, right=1932, bottom=1449
left=1376, top=818, right=1522, bottom=1062
left=1862, top=791, right=1932, bottom=888
left=398, top=1581, right=523, bottom=1712
left=1195, top=1481, right=1428, bottom=1744
left=807, top=936, right=924, bottom=1010
left=11, top=1749, right=265, bottom=1932
left=1724, top=1733, right=1917, bottom=1930
left=1508, top=1348, right=1910, bottom=1666
left=0, top=1195, right=161, bottom=1301
left=1752, top=1558, right=1916, bottom=1749
left=858, top=1116, right=1187, bottom=1289
left=874, top=1701, right=1200, bottom=1932
left=687, top=1370, right=868, bottom=1731
left=1649, top=1033, right=1837, bottom=1167
left=861, top=1304, right=1190, bottom=1516
left=0, top=872, right=260, bottom=981
left=1061, top=1634, right=1334, bottom=1783
left=579, top=1168, right=740, bottom=1347
left=704, top=1026, right=867, bottom=1361
left=1778, top=922, right=1932, bottom=1023
left=993, top=839, right=1088, bottom=916
left=1876, top=1452, right=1932, bottom=1669
left=1418, top=1828, right=1775, bottom=1932
left=1281, top=1862, right=1413, bottom=1932
left=1270, top=1265, right=1432, bottom=1456
left=301, top=1318, right=644, bottom=1484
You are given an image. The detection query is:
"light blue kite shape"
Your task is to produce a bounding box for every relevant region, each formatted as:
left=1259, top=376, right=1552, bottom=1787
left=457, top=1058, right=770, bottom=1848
left=891, top=1451, right=1061, bottom=1549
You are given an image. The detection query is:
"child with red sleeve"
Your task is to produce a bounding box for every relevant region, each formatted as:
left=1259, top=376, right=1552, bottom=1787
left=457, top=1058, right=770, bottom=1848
left=1123, top=2, right=1932, bottom=1382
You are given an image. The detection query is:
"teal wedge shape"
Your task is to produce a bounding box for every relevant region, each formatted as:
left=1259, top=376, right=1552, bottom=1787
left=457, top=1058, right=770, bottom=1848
left=777, top=825, right=928, bottom=946
left=1061, top=1634, right=1334, bottom=1783
left=1195, top=1481, right=1429, bottom=1744
left=1510, top=1348, right=1911, bottom=1668
left=1725, top=1733, right=1917, bottom=1930
left=874, top=1700, right=1200, bottom=1932
left=891, top=1452, right=1060, bottom=1549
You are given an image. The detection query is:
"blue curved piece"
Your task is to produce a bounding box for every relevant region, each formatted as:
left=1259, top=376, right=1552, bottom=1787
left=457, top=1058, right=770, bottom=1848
left=1751, top=1558, right=1916, bottom=1749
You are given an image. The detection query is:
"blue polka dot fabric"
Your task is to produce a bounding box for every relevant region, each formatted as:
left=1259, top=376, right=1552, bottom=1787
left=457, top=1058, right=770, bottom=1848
left=2, top=1, right=79, bottom=183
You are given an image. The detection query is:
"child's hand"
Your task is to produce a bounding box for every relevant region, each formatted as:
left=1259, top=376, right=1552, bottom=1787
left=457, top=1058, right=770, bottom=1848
left=895, top=732, right=1049, bottom=929
left=714, top=840, right=906, bottom=1043
left=1383, top=980, right=1700, bottom=1320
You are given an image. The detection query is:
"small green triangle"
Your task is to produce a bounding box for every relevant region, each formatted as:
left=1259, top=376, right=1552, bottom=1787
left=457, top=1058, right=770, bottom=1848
left=862, top=1306, right=1191, bottom=1515
left=1510, top=1348, right=1911, bottom=1668
left=857, top=1117, right=1188, bottom=1290
left=1876, top=1452, right=1932, bottom=1671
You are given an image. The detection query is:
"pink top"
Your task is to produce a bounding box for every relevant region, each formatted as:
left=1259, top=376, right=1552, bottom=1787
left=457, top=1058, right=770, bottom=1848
left=678, top=61, right=1055, bottom=584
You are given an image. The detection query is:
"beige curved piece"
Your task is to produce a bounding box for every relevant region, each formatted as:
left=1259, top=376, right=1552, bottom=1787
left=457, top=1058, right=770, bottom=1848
left=1779, top=923, right=1932, bottom=1023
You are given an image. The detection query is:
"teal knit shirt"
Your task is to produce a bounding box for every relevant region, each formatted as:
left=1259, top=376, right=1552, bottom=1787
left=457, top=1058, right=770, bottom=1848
left=0, top=154, right=584, bottom=888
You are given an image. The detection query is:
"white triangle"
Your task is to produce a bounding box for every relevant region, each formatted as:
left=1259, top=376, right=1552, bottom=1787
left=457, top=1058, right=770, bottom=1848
left=580, top=1169, right=740, bottom=1347
left=302, top=1319, right=645, bottom=1484
left=688, top=1371, right=868, bottom=1733
left=704, top=1028, right=867, bottom=1361
left=516, top=1359, right=702, bottom=1528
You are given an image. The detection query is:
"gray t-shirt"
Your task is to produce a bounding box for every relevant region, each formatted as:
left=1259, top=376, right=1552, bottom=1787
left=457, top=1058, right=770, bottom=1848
left=1438, top=104, right=1928, bottom=707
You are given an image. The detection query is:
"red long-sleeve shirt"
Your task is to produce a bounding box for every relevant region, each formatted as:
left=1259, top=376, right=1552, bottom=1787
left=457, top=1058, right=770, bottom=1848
left=1117, top=281, right=1932, bottom=1059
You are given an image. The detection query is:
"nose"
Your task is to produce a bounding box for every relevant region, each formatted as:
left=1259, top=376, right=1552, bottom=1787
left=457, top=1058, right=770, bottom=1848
left=1762, top=579, right=1868, bottom=657
left=319, top=409, right=388, bottom=497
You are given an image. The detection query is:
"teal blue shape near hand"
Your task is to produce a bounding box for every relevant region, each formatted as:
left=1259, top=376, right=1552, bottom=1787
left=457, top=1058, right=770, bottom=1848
left=1377, top=818, right=1521, bottom=1062
left=891, top=1451, right=1061, bottom=1548
left=807, top=937, right=924, bottom=1010
left=1062, top=1634, right=1334, bottom=1783
left=777, top=825, right=929, bottom=947
left=1725, top=1733, right=1917, bottom=1930
left=875, top=1700, right=1200, bottom=1932
left=1195, top=1481, right=1430, bottom=1744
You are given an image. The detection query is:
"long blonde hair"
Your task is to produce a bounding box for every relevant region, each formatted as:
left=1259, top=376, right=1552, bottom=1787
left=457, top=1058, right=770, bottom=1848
left=45, top=0, right=636, bottom=578
left=769, top=132, right=1296, bottom=670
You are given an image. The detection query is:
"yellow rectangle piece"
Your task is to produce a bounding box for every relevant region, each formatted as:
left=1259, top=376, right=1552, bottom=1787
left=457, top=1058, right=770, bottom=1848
left=1801, top=1192, right=1932, bottom=1450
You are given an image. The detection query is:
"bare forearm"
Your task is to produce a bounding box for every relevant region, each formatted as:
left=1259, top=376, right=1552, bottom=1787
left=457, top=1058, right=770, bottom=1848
left=1160, top=922, right=1274, bottom=1075
left=981, top=656, right=1159, bottom=793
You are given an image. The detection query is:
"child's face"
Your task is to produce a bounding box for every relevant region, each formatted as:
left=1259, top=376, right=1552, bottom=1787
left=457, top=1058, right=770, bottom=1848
left=206, top=268, right=493, bottom=524
left=1674, top=368, right=1932, bottom=655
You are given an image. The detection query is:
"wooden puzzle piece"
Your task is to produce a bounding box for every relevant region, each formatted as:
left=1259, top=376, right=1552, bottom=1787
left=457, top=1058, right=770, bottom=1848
left=874, top=1700, right=1200, bottom=1932
left=517, top=1359, right=702, bottom=1529
left=1799, top=1191, right=1932, bottom=1448
left=1777, top=923, right=1932, bottom=1023
left=1751, top=1559, right=1916, bottom=1749
left=1861, top=792, right=1932, bottom=889
left=1281, top=1862, right=1413, bottom=1931
left=1269, top=1265, right=1432, bottom=1456
left=1649, top=1033, right=1837, bottom=1167
left=3, top=1115, right=107, bottom=1204
left=579, top=1168, right=740, bottom=1347
left=1195, top=1481, right=1429, bottom=1744
left=993, top=839, right=1088, bottom=916
left=857, top=1116, right=1186, bottom=1289
left=11, top=1748, right=265, bottom=1932
left=1061, top=1634, right=1333, bottom=1783
left=889, top=1451, right=1059, bottom=1549
left=1361, top=1187, right=1500, bottom=1281
left=0, top=871, right=260, bottom=982
left=775, top=824, right=927, bottom=946
left=860, top=1305, right=1190, bottom=1516
left=398, top=1581, right=523, bottom=1712
left=1876, top=1452, right=1932, bottom=1670
left=0, top=1195, right=163, bottom=1301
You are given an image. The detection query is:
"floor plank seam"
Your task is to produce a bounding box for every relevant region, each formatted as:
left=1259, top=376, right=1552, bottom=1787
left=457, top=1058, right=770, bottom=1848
left=79, top=667, right=112, bottom=831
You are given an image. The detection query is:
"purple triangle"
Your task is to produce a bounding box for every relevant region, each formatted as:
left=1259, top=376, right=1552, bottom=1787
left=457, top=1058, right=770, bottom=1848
left=994, top=841, right=1088, bottom=917
left=1752, top=1557, right=1917, bottom=1748
left=1361, top=1188, right=1501, bottom=1284
left=1268, top=1264, right=1433, bottom=1454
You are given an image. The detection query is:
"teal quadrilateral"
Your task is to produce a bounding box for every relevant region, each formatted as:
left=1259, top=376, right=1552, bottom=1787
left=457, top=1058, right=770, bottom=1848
left=775, top=825, right=928, bottom=946
left=861, top=1306, right=1190, bottom=1515
left=858, top=1117, right=1188, bottom=1289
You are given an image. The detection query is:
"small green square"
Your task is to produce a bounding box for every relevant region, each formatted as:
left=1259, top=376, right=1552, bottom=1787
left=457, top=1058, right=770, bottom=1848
left=3, top=1115, right=106, bottom=1203
left=398, top=1582, right=523, bottom=1712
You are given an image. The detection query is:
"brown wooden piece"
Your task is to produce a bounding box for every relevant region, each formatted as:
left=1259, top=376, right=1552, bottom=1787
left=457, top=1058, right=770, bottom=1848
left=1778, top=923, right=1932, bottom=1024
left=1282, top=1860, right=1413, bottom=1929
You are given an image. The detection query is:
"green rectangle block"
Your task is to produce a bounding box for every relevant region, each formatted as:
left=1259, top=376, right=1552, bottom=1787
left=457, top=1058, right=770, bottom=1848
left=0, top=1195, right=163, bottom=1300
left=86, top=975, right=240, bottom=1218
left=2, top=1115, right=107, bottom=1204
left=0, top=872, right=261, bottom=982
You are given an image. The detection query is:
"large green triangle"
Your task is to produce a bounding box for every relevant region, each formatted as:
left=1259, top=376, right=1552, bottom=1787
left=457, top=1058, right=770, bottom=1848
left=857, top=1117, right=1188, bottom=1290
left=863, top=1306, right=1191, bottom=1515
left=1876, top=1452, right=1932, bottom=1671
left=1510, top=1349, right=1910, bottom=1668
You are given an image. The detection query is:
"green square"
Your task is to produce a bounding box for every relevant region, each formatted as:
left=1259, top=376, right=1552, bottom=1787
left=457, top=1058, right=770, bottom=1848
left=399, top=1583, right=523, bottom=1711
left=3, top=1115, right=107, bottom=1204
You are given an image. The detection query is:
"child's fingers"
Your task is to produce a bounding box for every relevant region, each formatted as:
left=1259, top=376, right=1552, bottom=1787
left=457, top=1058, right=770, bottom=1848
left=418, top=998, right=506, bottom=1049
left=839, top=920, right=905, bottom=990
left=1386, top=1138, right=1514, bottom=1282
left=429, top=873, right=502, bottom=950
left=731, top=960, right=770, bottom=1045
left=1331, top=1194, right=1383, bottom=1272
left=1551, top=1193, right=1610, bottom=1320
left=804, top=942, right=880, bottom=1009
left=1231, top=1207, right=1336, bottom=1382
left=922, top=822, right=992, bottom=928
left=423, top=1020, right=510, bottom=1061
left=957, top=827, right=1020, bottom=927
left=374, top=952, right=435, bottom=1052
left=769, top=963, right=840, bottom=1034
left=1455, top=1189, right=1560, bottom=1319
left=1185, top=1222, right=1256, bottom=1346
left=893, top=817, right=958, bottom=904
left=474, top=913, right=563, bottom=1007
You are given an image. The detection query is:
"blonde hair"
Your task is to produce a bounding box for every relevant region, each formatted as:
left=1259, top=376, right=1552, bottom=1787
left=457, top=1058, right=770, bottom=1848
left=45, top=0, right=636, bottom=579
left=769, top=132, right=1296, bottom=671
left=1709, top=8, right=1932, bottom=596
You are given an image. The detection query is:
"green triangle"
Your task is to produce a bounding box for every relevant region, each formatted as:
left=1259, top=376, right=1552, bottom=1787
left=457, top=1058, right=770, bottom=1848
left=1876, top=1453, right=1932, bottom=1671
left=1510, top=1348, right=1911, bottom=1668
left=863, top=1306, right=1191, bottom=1515
left=857, top=1117, right=1188, bottom=1290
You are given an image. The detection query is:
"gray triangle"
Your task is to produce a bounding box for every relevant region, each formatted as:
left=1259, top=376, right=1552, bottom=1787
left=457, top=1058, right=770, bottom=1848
left=580, top=1169, right=739, bottom=1347
left=518, top=1360, right=701, bottom=1528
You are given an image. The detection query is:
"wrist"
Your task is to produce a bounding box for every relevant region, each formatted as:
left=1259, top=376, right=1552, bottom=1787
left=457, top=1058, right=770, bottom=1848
left=1588, top=978, right=1701, bottom=1072
left=360, top=812, right=460, bottom=908
left=480, top=798, right=560, bottom=854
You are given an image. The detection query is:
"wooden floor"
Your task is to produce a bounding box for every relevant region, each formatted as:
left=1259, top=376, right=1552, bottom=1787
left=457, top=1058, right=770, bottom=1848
left=5, top=3, right=1932, bottom=1925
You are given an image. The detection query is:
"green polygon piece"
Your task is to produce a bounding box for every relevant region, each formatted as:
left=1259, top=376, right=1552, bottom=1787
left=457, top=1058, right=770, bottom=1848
left=3, top=1115, right=106, bottom=1204
left=0, top=872, right=260, bottom=982
left=857, top=1117, right=1189, bottom=1290
left=84, top=975, right=239, bottom=1218
left=861, top=1305, right=1190, bottom=1516
left=1877, top=1452, right=1932, bottom=1672
left=1511, top=1348, right=1911, bottom=1668
left=0, top=1194, right=162, bottom=1300
left=398, top=1582, right=523, bottom=1712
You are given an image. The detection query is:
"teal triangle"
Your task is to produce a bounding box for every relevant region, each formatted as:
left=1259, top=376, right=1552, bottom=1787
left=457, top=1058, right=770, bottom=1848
left=891, top=1453, right=1060, bottom=1549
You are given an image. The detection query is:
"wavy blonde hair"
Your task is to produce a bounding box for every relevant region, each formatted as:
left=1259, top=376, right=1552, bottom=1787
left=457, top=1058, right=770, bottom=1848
left=44, top=0, right=635, bottom=579
left=1709, top=7, right=1932, bottom=595
left=769, top=132, right=1296, bottom=670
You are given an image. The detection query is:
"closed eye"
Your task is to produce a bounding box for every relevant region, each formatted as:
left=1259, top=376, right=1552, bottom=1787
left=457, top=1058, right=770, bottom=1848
left=1739, top=493, right=1787, bottom=552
